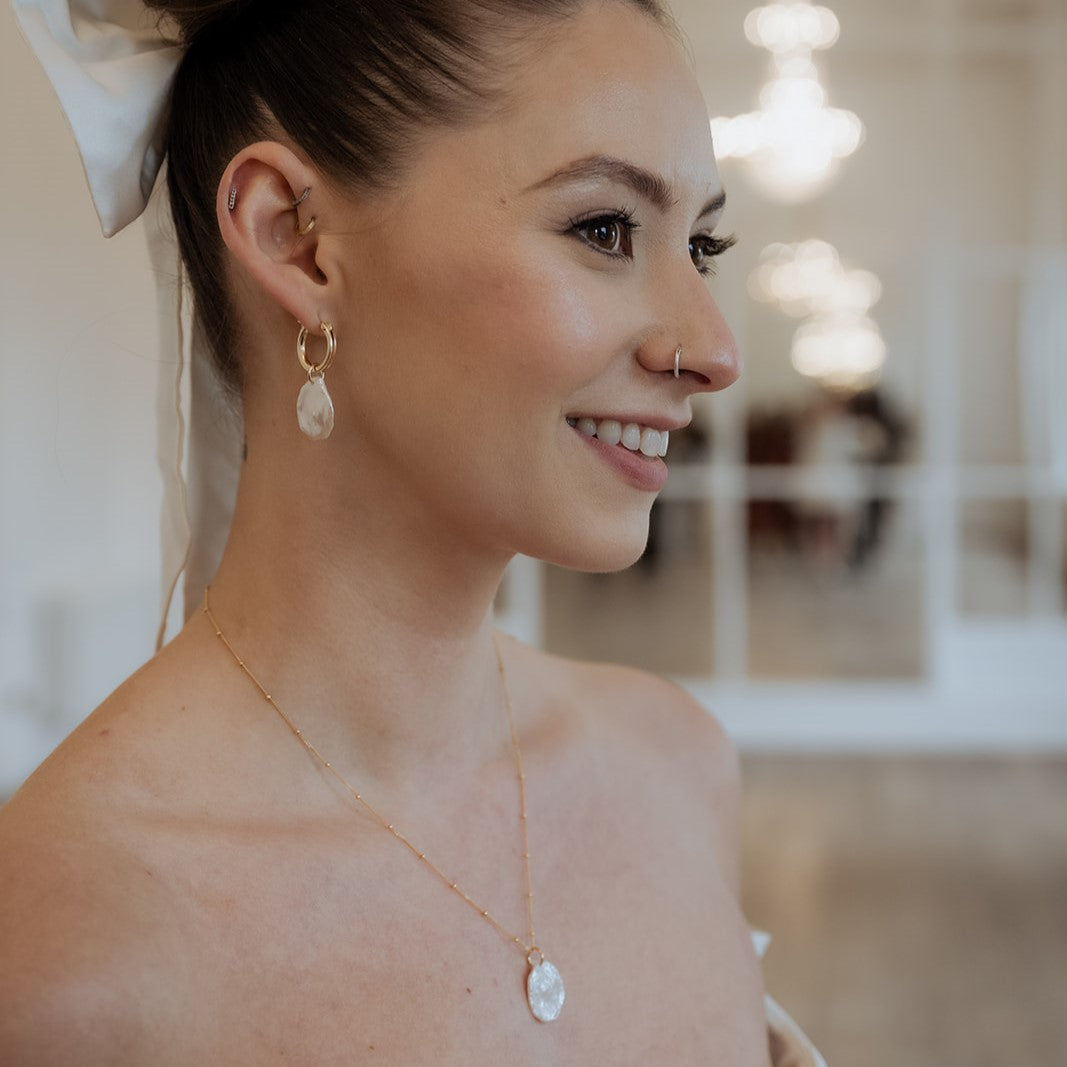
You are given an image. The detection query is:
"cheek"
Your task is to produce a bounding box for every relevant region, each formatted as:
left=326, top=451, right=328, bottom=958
left=343, top=230, right=651, bottom=562
left=376, top=208, right=606, bottom=376
left=425, top=248, right=609, bottom=398
left=349, top=222, right=627, bottom=518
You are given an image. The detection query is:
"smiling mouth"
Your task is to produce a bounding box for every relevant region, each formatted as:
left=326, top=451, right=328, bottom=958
left=566, top=416, right=669, bottom=458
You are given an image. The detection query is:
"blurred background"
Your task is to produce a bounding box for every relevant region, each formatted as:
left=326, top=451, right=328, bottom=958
left=2, top=0, right=1065, bottom=1063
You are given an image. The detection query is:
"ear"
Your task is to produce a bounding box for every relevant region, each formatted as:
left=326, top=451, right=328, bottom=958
left=215, top=141, right=334, bottom=329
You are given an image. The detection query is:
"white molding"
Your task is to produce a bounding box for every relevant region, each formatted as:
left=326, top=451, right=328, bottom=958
left=682, top=617, right=1067, bottom=752
left=686, top=681, right=1067, bottom=753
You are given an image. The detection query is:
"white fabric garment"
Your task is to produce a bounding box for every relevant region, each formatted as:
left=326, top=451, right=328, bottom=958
left=753, top=932, right=829, bottom=1067
left=13, top=0, right=240, bottom=645
left=143, top=183, right=241, bottom=644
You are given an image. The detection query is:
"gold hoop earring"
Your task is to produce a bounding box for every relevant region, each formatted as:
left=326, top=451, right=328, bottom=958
left=296, top=321, right=337, bottom=440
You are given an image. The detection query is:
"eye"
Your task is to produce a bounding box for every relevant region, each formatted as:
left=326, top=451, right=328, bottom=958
left=571, top=211, right=638, bottom=258
left=690, top=232, right=738, bottom=276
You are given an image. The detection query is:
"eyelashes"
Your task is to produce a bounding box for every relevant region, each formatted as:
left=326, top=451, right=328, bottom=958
left=689, top=232, right=737, bottom=277
left=569, top=209, right=639, bottom=258
left=568, top=210, right=737, bottom=276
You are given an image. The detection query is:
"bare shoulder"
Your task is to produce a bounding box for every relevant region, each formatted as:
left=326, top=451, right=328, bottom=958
left=0, top=648, right=214, bottom=1064
left=503, top=638, right=743, bottom=891
left=0, top=785, right=184, bottom=1065
left=507, top=638, right=739, bottom=784
left=579, top=657, right=738, bottom=781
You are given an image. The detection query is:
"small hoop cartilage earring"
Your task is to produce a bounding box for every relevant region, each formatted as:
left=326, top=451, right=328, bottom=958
left=295, top=321, right=337, bottom=441
left=227, top=185, right=238, bottom=211
left=674, top=346, right=682, bottom=379
left=291, top=187, right=315, bottom=235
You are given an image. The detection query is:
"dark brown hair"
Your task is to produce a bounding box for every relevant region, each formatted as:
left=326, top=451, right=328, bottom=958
left=145, top=0, right=673, bottom=393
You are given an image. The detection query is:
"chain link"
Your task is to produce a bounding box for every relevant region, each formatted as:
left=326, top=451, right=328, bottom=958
left=203, top=588, right=539, bottom=958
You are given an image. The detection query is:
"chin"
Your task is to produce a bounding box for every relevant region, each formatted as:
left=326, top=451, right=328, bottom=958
left=524, top=507, right=653, bottom=574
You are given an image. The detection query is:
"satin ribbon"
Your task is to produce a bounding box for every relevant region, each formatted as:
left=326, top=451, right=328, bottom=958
left=13, top=0, right=241, bottom=647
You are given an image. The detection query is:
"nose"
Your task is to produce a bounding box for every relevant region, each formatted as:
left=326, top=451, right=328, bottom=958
left=637, top=273, right=741, bottom=393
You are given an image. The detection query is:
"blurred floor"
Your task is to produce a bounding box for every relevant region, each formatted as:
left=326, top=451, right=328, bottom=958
left=741, top=756, right=1067, bottom=1065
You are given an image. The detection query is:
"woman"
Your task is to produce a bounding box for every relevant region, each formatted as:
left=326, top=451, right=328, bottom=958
left=2, top=0, right=824, bottom=1062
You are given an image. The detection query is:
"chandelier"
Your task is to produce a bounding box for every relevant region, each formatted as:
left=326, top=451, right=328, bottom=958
left=711, top=3, right=864, bottom=203
left=749, top=241, right=887, bottom=390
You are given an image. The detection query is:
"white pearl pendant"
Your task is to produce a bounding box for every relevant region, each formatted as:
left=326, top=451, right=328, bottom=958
left=527, top=957, right=565, bottom=1022
left=297, top=376, right=334, bottom=440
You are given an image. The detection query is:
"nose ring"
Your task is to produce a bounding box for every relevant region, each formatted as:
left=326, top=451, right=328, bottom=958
left=674, top=346, right=682, bottom=379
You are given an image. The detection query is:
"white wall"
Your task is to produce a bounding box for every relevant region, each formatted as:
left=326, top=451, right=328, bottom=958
left=1, top=2, right=163, bottom=790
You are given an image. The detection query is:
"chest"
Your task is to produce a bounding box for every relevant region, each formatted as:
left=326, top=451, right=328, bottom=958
left=149, top=809, right=769, bottom=1066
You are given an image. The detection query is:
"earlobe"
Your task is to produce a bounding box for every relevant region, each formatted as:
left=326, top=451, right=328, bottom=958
left=215, top=142, right=329, bottom=328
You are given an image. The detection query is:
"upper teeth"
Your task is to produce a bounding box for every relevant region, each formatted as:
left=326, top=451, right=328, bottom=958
left=569, top=417, right=669, bottom=458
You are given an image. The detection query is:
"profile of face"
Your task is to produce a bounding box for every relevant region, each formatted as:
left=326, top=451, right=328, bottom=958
left=316, top=1, right=740, bottom=573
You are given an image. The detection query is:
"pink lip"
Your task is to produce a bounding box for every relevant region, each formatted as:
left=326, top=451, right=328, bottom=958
left=571, top=426, right=668, bottom=492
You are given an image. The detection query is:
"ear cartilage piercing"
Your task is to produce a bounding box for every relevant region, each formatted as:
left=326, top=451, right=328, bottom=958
left=292, top=187, right=314, bottom=235
left=674, top=346, right=682, bottom=379
left=227, top=185, right=237, bottom=211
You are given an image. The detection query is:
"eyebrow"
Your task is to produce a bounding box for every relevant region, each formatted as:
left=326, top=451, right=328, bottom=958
left=526, top=155, right=726, bottom=219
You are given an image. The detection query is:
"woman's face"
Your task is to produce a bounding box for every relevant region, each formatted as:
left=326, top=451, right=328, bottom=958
left=331, top=0, right=739, bottom=571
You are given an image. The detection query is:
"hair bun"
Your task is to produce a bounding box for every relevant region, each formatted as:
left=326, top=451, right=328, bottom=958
left=143, top=0, right=258, bottom=44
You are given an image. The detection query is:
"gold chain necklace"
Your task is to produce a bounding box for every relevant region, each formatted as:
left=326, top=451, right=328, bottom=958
left=202, top=587, right=565, bottom=1023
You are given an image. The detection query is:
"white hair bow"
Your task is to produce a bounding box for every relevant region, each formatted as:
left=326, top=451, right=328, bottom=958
left=13, top=0, right=180, bottom=236
left=13, top=0, right=242, bottom=649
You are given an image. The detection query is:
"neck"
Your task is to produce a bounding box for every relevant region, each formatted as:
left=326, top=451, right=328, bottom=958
left=201, top=451, right=515, bottom=795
